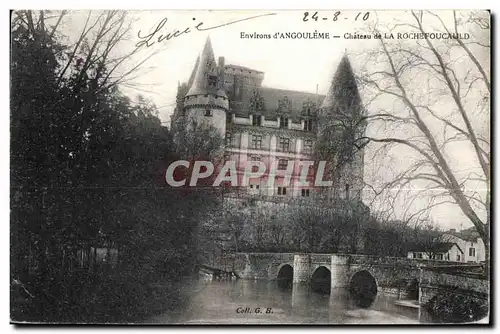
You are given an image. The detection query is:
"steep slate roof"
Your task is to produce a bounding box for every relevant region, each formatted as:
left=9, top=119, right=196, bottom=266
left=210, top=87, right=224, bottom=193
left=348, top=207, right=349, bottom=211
left=187, top=55, right=200, bottom=89
left=321, top=54, right=361, bottom=111
left=186, top=37, right=225, bottom=97
left=230, top=85, right=325, bottom=121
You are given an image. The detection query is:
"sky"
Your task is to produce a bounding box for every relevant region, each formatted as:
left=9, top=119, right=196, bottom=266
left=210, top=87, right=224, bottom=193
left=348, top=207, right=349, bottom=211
left=49, top=10, right=490, bottom=231
left=124, top=10, right=384, bottom=121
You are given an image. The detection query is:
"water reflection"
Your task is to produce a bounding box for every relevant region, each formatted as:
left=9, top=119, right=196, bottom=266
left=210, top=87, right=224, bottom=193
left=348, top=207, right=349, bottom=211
left=146, top=279, right=419, bottom=324
left=277, top=265, right=293, bottom=291
left=348, top=270, right=378, bottom=308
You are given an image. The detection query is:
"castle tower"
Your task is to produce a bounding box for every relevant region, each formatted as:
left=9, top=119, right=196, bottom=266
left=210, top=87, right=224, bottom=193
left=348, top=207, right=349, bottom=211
left=317, top=53, right=365, bottom=201
left=183, top=37, right=228, bottom=137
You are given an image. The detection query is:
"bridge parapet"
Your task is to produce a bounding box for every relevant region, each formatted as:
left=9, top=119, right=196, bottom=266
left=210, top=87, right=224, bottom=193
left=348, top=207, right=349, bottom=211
left=206, top=252, right=485, bottom=305
left=338, top=254, right=465, bottom=267
left=418, top=266, right=489, bottom=322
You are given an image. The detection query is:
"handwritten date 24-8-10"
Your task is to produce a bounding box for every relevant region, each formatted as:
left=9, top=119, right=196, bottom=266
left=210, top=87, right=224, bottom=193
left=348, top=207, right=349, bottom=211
left=303, top=11, right=370, bottom=22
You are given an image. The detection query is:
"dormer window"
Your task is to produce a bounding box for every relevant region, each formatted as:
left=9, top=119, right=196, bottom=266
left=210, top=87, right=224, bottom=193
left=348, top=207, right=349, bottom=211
left=252, top=115, right=262, bottom=126
left=280, top=116, right=289, bottom=129
left=204, top=109, right=212, bottom=117
left=304, top=119, right=313, bottom=132
left=208, top=75, right=217, bottom=88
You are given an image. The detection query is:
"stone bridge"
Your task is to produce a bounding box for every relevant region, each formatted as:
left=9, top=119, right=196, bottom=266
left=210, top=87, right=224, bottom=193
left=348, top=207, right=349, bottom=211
left=212, top=252, right=481, bottom=308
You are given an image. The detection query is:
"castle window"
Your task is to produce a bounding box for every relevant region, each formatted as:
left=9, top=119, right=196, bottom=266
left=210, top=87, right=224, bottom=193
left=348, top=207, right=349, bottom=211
left=277, top=187, right=287, bottom=195
left=304, top=119, right=313, bottom=131
left=307, top=108, right=311, bottom=115
left=252, top=115, right=262, bottom=126
left=303, top=140, right=313, bottom=154
left=278, top=159, right=288, bottom=170
left=301, top=189, right=310, bottom=197
left=208, top=75, right=217, bottom=88
left=225, top=132, right=232, bottom=147
left=251, top=156, right=261, bottom=172
left=279, top=137, right=290, bottom=152
left=204, top=109, right=212, bottom=117
left=280, top=117, right=289, bottom=129
left=251, top=134, right=262, bottom=149
left=345, top=184, right=350, bottom=200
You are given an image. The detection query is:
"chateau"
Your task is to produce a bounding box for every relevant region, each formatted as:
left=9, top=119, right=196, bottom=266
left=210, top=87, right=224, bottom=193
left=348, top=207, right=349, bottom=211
left=171, top=37, right=365, bottom=207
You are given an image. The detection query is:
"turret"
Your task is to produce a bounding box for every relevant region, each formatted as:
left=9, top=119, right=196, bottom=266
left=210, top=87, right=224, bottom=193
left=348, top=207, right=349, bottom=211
left=317, top=53, right=364, bottom=201
left=183, top=37, right=228, bottom=136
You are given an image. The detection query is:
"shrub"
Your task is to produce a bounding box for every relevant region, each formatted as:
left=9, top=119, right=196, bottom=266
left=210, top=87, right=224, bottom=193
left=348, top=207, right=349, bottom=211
left=423, top=291, right=488, bottom=323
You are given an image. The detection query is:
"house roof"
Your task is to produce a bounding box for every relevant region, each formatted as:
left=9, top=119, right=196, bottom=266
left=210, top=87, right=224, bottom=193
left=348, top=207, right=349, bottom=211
left=320, top=54, right=361, bottom=111
left=229, top=85, right=325, bottom=121
left=410, top=242, right=464, bottom=254
left=186, top=37, right=226, bottom=98
left=455, top=227, right=482, bottom=242
left=445, top=228, right=482, bottom=242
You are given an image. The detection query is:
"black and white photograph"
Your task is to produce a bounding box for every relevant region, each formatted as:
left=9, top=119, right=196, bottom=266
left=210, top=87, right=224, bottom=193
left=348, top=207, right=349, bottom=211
left=9, top=9, right=491, bottom=325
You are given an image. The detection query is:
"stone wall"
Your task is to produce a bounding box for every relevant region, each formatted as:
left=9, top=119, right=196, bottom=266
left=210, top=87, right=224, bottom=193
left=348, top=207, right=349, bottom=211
left=222, top=252, right=294, bottom=279
left=418, top=267, right=489, bottom=322
left=419, top=268, right=488, bottom=305
left=208, top=252, right=486, bottom=303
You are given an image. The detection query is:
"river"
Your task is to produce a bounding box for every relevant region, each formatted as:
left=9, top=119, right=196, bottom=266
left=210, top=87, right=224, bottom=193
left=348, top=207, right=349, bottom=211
left=145, top=278, right=419, bottom=324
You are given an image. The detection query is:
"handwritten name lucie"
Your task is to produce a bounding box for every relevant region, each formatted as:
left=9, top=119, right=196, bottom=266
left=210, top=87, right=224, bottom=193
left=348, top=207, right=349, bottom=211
left=136, top=13, right=276, bottom=48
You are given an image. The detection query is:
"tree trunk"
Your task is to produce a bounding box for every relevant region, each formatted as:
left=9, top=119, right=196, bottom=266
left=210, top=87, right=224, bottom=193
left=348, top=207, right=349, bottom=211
left=483, top=239, right=490, bottom=278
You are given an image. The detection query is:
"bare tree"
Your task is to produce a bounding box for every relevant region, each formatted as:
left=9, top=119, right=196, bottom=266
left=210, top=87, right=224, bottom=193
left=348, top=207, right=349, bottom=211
left=355, top=10, right=490, bottom=270
left=12, top=10, right=165, bottom=95
left=411, top=220, right=447, bottom=260
left=269, top=215, right=288, bottom=250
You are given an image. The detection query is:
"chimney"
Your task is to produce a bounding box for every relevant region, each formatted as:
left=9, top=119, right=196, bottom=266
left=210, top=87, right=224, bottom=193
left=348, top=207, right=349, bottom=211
left=218, top=56, right=225, bottom=88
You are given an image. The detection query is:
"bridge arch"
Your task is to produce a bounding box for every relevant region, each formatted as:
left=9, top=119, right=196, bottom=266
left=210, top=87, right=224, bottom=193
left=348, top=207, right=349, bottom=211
left=311, top=266, right=331, bottom=295
left=348, top=270, right=378, bottom=308
left=276, top=264, right=293, bottom=291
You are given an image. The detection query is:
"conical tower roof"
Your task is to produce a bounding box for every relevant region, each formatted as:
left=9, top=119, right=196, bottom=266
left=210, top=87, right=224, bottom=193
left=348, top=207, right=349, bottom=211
left=187, top=55, right=200, bottom=89
left=186, top=37, right=218, bottom=97
left=321, top=53, right=361, bottom=112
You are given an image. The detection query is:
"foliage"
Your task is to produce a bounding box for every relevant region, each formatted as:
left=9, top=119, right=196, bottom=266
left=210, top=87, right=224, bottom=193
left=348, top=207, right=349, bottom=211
left=10, top=10, right=221, bottom=322
left=423, top=291, right=489, bottom=323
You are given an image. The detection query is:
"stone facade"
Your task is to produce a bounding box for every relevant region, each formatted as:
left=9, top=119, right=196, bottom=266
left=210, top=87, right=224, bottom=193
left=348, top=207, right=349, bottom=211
left=418, top=266, right=489, bottom=322
left=171, top=37, right=365, bottom=207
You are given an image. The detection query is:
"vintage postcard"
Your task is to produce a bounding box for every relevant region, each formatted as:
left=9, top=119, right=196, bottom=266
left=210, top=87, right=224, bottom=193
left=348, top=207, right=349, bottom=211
left=10, top=9, right=490, bottom=324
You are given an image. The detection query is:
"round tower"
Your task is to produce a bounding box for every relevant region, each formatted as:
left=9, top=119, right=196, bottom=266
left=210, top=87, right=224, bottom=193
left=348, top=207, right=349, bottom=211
left=317, top=52, right=364, bottom=202
left=183, top=37, right=228, bottom=136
